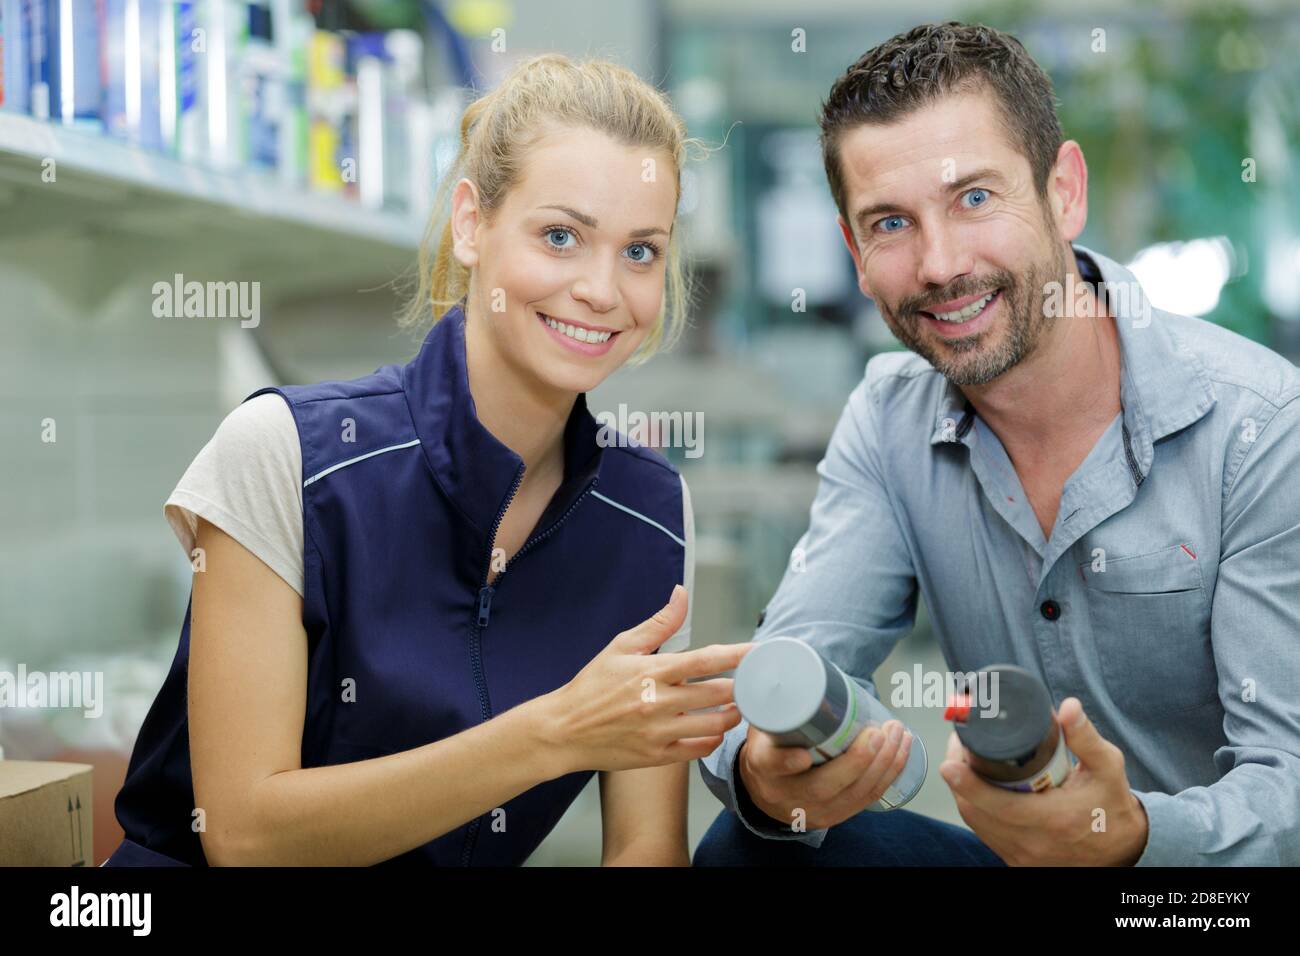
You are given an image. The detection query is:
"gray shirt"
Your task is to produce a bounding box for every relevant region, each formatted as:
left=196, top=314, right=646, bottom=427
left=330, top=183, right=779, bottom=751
left=700, top=244, right=1300, bottom=865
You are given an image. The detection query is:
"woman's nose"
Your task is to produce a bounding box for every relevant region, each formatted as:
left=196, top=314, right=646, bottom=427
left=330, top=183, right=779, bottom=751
left=571, top=255, right=621, bottom=313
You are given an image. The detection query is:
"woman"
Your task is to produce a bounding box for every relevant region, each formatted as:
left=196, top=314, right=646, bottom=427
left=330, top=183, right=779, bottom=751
left=105, top=54, right=746, bottom=866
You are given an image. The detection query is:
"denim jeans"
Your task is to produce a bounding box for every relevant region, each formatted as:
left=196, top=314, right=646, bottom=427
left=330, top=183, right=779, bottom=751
left=692, top=807, right=1007, bottom=866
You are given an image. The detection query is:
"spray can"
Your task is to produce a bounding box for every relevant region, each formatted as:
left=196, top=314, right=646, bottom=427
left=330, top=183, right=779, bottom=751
left=944, top=663, right=1074, bottom=792
left=733, top=636, right=927, bottom=811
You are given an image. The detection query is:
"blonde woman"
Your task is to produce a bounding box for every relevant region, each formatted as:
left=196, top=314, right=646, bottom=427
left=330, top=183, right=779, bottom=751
left=106, top=54, right=746, bottom=867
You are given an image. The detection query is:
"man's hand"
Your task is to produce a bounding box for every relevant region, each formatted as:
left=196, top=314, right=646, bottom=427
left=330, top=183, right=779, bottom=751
left=939, top=697, right=1149, bottom=866
left=738, top=719, right=913, bottom=832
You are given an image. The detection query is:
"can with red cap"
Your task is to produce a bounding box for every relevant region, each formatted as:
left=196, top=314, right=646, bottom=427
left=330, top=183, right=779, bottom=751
left=945, top=664, right=1073, bottom=792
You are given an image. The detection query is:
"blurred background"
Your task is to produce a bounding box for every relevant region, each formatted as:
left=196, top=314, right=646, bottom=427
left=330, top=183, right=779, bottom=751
left=1, top=0, right=1297, bottom=865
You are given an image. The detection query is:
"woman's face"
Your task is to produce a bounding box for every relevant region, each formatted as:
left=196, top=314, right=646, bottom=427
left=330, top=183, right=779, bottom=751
left=451, top=125, right=679, bottom=396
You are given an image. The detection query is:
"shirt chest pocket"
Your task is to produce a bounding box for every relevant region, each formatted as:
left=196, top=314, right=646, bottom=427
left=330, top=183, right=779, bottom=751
left=1078, top=544, right=1216, bottom=719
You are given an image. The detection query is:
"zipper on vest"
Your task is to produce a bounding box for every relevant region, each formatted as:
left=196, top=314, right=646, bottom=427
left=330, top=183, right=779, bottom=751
left=496, top=476, right=600, bottom=583
left=460, top=462, right=524, bottom=867
left=459, top=470, right=599, bottom=866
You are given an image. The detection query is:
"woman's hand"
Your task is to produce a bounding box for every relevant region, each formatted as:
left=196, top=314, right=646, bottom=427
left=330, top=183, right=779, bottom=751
left=537, top=585, right=752, bottom=775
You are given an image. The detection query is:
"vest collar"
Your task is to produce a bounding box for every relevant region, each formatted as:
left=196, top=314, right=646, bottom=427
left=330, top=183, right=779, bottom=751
left=401, top=301, right=605, bottom=542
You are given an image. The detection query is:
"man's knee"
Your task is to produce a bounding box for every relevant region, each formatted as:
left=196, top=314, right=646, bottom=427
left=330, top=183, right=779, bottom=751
left=692, top=808, right=748, bottom=866
left=692, top=808, right=822, bottom=866
left=693, top=807, right=1005, bottom=866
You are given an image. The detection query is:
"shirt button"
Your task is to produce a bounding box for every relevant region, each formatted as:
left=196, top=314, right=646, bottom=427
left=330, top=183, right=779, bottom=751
left=1040, top=600, right=1061, bottom=621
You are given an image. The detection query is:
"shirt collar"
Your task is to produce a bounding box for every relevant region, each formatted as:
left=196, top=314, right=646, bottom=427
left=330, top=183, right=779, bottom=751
left=401, top=299, right=604, bottom=539
left=929, top=243, right=1217, bottom=466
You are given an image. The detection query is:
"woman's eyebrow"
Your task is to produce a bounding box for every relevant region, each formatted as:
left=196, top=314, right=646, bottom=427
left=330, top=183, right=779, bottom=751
left=537, top=204, right=668, bottom=238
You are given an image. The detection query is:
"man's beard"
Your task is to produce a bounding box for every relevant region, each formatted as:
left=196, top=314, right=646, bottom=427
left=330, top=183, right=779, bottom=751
left=878, top=242, right=1069, bottom=387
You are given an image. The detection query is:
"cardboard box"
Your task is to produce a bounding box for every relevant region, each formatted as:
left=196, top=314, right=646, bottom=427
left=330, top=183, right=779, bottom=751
left=0, top=761, right=93, bottom=866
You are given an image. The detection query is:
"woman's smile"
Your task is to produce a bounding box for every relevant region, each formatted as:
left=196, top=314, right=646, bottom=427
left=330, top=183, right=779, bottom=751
left=536, top=310, right=622, bottom=356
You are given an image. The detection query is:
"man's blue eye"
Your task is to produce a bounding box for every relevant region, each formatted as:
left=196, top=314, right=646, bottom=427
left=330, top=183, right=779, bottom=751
left=878, top=216, right=908, bottom=233
left=962, top=188, right=989, bottom=208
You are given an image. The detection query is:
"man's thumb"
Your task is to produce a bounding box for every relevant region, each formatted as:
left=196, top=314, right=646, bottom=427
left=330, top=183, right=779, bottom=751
left=1058, top=698, right=1104, bottom=761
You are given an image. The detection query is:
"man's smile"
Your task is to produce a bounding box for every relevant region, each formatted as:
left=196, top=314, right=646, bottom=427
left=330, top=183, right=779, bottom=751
left=918, top=288, right=1003, bottom=338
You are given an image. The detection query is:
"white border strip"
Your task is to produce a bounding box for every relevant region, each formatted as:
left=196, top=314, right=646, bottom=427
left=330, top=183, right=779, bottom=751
left=591, top=490, right=686, bottom=547
left=304, top=438, right=422, bottom=487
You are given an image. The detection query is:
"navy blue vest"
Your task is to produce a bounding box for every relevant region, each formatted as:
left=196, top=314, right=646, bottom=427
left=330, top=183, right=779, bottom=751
left=107, top=303, right=686, bottom=866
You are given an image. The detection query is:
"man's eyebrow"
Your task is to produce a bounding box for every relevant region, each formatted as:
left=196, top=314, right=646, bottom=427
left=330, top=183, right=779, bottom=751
left=852, top=168, right=1009, bottom=233
left=537, top=204, right=669, bottom=239
left=946, top=167, right=1007, bottom=192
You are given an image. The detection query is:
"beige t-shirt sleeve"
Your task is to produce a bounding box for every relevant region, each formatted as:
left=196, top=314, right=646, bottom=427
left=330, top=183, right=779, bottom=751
left=660, top=473, right=696, bottom=653
left=164, top=393, right=305, bottom=598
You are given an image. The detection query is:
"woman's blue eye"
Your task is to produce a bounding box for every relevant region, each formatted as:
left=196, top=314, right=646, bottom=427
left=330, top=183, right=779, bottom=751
left=962, top=188, right=990, bottom=208
left=624, top=242, right=659, bottom=264
left=544, top=227, right=576, bottom=249
left=878, top=216, right=908, bottom=233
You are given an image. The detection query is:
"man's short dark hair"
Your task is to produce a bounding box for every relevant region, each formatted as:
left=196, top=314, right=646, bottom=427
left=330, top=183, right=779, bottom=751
left=819, top=21, right=1063, bottom=225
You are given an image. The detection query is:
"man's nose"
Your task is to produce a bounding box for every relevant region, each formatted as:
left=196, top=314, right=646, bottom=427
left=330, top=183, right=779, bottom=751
left=914, top=220, right=974, bottom=291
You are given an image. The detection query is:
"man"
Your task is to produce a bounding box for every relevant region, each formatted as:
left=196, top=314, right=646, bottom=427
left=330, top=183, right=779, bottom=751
left=695, top=21, right=1300, bottom=866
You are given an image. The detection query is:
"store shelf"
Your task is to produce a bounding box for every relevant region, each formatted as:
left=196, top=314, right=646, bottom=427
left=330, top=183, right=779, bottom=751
left=0, top=112, right=426, bottom=310
left=0, top=112, right=423, bottom=247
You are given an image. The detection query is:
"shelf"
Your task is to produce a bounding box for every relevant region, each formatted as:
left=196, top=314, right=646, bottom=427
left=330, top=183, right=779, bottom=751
left=0, top=112, right=427, bottom=311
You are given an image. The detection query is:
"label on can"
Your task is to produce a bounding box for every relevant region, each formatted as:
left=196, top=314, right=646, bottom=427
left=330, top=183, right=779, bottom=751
left=808, top=669, right=928, bottom=811
left=990, top=732, right=1074, bottom=792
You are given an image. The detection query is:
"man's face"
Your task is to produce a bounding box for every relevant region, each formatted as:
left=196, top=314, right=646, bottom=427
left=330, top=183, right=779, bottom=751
left=836, top=87, right=1071, bottom=387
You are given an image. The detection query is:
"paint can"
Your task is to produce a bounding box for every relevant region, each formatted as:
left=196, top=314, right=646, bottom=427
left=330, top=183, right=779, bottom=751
left=734, top=636, right=927, bottom=811
left=945, top=663, right=1073, bottom=791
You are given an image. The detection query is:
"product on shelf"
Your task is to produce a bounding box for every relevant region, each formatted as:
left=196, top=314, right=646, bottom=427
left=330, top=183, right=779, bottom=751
left=241, top=0, right=281, bottom=168
left=28, top=0, right=51, bottom=119
left=203, top=0, right=247, bottom=169
left=1, top=0, right=448, bottom=220
left=103, top=0, right=165, bottom=149
left=167, top=0, right=204, bottom=160
left=306, top=26, right=349, bottom=193
left=1, top=0, right=31, bottom=112
left=48, top=0, right=103, bottom=128
left=350, top=27, right=421, bottom=211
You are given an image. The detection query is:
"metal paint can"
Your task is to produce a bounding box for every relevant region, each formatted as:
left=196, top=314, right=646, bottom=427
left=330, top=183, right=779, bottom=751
left=733, top=636, right=927, bottom=811
left=945, top=664, right=1074, bottom=791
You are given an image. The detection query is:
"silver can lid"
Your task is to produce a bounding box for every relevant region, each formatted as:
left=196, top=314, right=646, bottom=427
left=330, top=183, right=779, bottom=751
left=734, top=637, right=829, bottom=734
